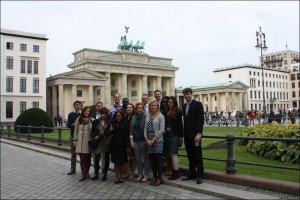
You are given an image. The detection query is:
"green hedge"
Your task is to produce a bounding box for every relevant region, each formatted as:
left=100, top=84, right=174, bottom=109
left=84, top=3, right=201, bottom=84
left=238, top=121, right=300, bottom=164
left=14, top=108, right=54, bottom=133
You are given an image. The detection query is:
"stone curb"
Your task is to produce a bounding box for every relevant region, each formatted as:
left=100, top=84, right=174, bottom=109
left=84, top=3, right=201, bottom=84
left=1, top=136, right=299, bottom=196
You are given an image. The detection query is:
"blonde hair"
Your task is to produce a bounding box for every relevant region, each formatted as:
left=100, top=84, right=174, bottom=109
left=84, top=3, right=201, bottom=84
left=149, top=100, right=159, bottom=115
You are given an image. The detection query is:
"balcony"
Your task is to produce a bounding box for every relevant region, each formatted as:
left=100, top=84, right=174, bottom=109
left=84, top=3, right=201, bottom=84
left=264, top=58, right=283, bottom=64
left=269, top=98, right=277, bottom=102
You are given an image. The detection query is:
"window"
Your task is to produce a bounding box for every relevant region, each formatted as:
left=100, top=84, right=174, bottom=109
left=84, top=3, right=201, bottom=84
left=33, top=61, right=38, bottom=74
left=254, top=72, right=256, bottom=76
left=32, top=101, right=39, bottom=108
left=287, top=93, right=289, bottom=100
left=276, top=74, right=278, bottom=78
left=20, top=102, right=26, bottom=114
left=250, top=91, right=253, bottom=99
left=97, top=89, right=101, bottom=96
left=257, top=72, right=260, bottom=76
left=33, top=79, right=39, bottom=93
left=254, top=91, right=257, bottom=99
left=279, top=75, right=281, bottom=79
left=273, top=82, right=275, bottom=88
left=21, top=60, right=26, bottom=73
left=269, top=73, right=271, bottom=77
left=77, top=90, right=82, bottom=97
left=258, top=91, right=261, bottom=99
left=20, top=78, right=26, bottom=92
left=6, top=102, right=13, bottom=118
left=297, top=73, right=300, bottom=80
left=6, top=77, right=13, bottom=92
left=258, top=81, right=260, bottom=87
left=291, top=74, right=295, bottom=81
left=6, top=42, right=13, bottom=50
left=27, top=60, right=32, bottom=73
left=292, top=92, right=296, bottom=98
left=215, top=96, right=217, bottom=101
left=284, top=60, right=287, bottom=65
left=266, top=92, right=268, bottom=99
left=6, top=58, right=13, bottom=69
left=20, top=44, right=27, bottom=51
left=33, top=45, right=39, bottom=52
left=292, top=82, right=295, bottom=88
left=249, top=71, right=251, bottom=75
left=228, top=74, right=232, bottom=78
left=266, top=82, right=268, bottom=87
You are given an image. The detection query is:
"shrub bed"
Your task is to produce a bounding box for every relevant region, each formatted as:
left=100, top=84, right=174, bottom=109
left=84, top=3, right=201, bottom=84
left=238, top=121, right=300, bottom=164
left=14, top=108, right=54, bottom=133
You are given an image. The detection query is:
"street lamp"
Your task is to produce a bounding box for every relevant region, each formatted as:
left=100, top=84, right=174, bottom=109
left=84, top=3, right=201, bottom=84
left=255, top=26, right=268, bottom=124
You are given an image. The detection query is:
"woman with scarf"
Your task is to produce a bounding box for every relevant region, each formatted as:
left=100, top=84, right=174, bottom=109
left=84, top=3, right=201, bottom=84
left=130, top=102, right=150, bottom=182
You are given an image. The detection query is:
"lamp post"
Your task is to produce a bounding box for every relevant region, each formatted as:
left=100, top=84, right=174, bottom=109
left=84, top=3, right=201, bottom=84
left=255, top=26, right=268, bottom=124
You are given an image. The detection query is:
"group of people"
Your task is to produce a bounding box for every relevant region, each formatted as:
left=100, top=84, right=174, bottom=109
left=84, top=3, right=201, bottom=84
left=66, top=88, right=205, bottom=186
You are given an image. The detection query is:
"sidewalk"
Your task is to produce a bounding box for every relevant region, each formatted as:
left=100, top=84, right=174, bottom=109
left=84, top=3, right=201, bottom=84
left=1, top=137, right=299, bottom=199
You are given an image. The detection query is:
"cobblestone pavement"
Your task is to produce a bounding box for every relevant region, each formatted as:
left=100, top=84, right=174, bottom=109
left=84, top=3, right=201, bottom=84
left=1, top=143, right=222, bottom=199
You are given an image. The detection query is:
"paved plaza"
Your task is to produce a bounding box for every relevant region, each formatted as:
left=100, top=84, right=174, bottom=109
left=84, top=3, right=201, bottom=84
left=2, top=138, right=298, bottom=199
left=1, top=142, right=222, bottom=199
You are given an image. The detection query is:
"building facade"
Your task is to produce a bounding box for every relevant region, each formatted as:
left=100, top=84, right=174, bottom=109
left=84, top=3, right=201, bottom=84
left=46, top=49, right=178, bottom=120
left=175, top=81, right=248, bottom=112
left=0, top=28, right=48, bottom=124
left=259, top=49, right=300, bottom=72
left=290, top=63, right=300, bottom=108
left=213, top=64, right=290, bottom=112
left=259, top=49, right=300, bottom=109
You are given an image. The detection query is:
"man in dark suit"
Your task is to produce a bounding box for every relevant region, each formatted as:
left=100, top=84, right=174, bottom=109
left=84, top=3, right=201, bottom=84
left=181, top=87, right=204, bottom=184
left=66, top=100, right=82, bottom=175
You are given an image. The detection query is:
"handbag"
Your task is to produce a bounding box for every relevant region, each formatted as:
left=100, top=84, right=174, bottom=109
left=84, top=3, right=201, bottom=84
left=88, top=139, right=98, bottom=149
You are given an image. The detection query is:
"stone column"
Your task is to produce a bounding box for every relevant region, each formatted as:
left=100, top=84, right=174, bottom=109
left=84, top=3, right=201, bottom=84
left=231, top=92, right=235, bottom=110
left=200, top=94, right=203, bottom=103
left=156, top=76, right=162, bottom=92
left=216, top=93, right=220, bottom=112
left=170, top=77, right=175, bottom=96
left=225, top=92, right=229, bottom=111
left=100, top=86, right=105, bottom=103
left=89, top=85, right=94, bottom=106
left=105, top=73, right=111, bottom=106
left=142, top=75, right=148, bottom=95
left=72, top=85, right=77, bottom=101
left=239, top=93, right=243, bottom=111
left=52, top=85, right=57, bottom=118
left=58, top=84, right=64, bottom=118
left=122, top=74, right=127, bottom=98
left=207, top=93, right=211, bottom=112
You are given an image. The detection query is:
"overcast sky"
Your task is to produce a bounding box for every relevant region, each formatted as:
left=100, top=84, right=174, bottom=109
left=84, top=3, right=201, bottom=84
left=2, top=1, right=299, bottom=87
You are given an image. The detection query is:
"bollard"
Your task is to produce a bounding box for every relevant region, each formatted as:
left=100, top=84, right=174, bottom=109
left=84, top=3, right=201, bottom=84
left=226, top=133, right=236, bottom=174
left=27, top=125, right=31, bottom=141
left=1, top=125, right=4, bottom=136
left=8, top=125, right=12, bottom=137
left=57, top=127, right=63, bottom=146
left=17, top=125, right=20, bottom=139
left=41, top=126, right=45, bottom=143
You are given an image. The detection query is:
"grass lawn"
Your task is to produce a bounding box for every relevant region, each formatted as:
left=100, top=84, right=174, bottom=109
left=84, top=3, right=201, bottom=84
left=3, top=126, right=299, bottom=183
